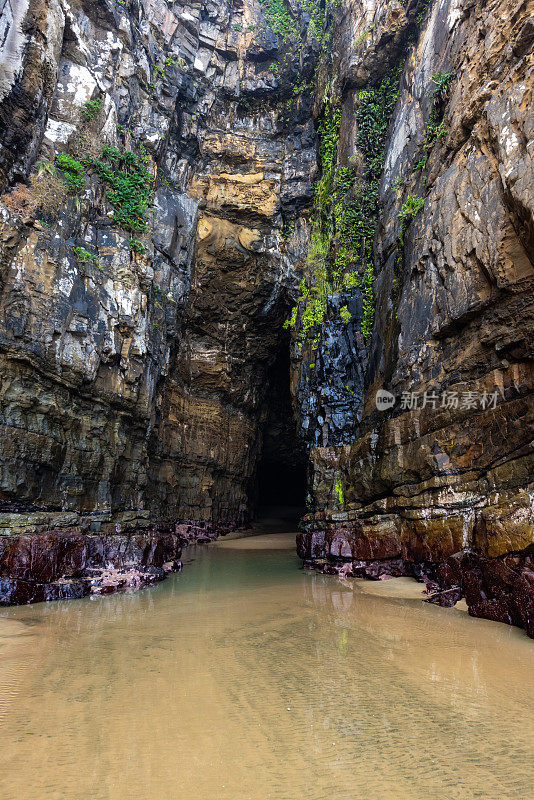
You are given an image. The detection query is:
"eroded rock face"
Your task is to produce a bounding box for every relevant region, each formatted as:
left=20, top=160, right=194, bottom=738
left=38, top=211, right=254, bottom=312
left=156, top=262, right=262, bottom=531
left=0, top=0, right=533, bottom=632
left=0, top=0, right=318, bottom=602
left=0, top=0, right=315, bottom=539
left=295, top=0, right=534, bottom=636
left=0, top=524, right=184, bottom=604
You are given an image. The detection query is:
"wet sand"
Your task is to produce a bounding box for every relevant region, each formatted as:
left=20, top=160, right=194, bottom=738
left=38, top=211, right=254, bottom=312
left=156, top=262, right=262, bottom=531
left=0, top=531, right=532, bottom=800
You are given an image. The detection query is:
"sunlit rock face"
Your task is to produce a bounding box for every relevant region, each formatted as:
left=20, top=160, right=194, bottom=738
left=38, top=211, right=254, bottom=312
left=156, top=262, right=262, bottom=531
left=296, top=0, right=534, bottom=634
left=0, top=0, right=315, bottom=534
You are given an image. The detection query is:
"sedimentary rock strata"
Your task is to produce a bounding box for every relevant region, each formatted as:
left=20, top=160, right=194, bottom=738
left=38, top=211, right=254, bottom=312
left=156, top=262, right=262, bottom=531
left=0, top=0, right=312, bottom=533
left=292, top=0, right=534, bottom=636
left=0, top=0, right=533, bottom=632
left=0, top=524, right=184, bottom=604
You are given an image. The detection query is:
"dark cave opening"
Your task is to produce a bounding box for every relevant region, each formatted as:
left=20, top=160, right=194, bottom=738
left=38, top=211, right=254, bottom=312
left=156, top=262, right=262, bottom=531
left=255, top=332, right=307, bottom=523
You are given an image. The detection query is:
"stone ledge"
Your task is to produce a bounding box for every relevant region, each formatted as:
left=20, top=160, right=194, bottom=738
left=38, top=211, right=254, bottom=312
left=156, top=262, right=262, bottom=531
left=298, top=525, right=534, bottom=639
left=0, top=517, right=234, bottom=606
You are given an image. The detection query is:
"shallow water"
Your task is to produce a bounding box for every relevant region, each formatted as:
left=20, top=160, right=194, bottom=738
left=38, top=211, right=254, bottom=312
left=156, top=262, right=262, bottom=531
left=0, top=531, right=533, bottom=800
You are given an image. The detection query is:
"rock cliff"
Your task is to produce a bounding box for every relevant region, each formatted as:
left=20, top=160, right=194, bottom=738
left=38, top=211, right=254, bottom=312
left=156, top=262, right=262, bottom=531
left=294, top=0, right=534, bottom=636
left=0, top=0, right=532, bottom=633
left=0, top=0, right=314, bottom=530
left=0, top=0, right=317, bottom=600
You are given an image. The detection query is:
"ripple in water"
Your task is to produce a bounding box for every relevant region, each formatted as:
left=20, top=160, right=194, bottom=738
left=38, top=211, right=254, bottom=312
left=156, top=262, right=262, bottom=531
left=0, top=531, right=532, bottom=800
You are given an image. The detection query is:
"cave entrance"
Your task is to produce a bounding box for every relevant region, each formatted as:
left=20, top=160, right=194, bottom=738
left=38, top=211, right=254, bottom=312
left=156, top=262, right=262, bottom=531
left=255, top=332, right=307, bottom=526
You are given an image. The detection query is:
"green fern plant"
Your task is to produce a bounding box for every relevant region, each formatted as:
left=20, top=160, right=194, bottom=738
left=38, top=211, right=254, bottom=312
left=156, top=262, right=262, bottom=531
left=54, top=154, right=86, bottom=193
left=129, top=238, right=146, bottom=255
left=339, top=305, right=351, bottom=324
left=431, top=72, right=453, bottom=99
left=85, top=147, right=154, bottom=232
left=398, top=195, right=425, bottom=244
left=81, top=97, right=103, bottom=120
left=74, top=245, right=101, bottom=271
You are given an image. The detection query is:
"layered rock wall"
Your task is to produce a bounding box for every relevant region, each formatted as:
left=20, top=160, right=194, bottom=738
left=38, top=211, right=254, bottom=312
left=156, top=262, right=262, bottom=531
left=0, top=524, right=184, bottom=604
left=0, top=0, right=533, bottom=630
left=294, top=0, right=534, bottom=635
left=0, top=0, right=316, bottom=538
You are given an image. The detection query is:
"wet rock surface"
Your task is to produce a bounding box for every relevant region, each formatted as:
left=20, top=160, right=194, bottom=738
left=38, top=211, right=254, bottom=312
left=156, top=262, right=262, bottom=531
left=294, top=0, right=534, bottom=636
left=299, top=527, right=534, bottom=638
left=0, top=0, right=313, bottom=535
left=0, top=0, right=533, bottom=634
left=0, top=519, right=231, bottom=605
left=426, top=548, right=534, bottom=638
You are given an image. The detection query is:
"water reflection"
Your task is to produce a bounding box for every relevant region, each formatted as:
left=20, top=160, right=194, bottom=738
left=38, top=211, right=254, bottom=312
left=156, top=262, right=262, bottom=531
left=0, top=533, right=532, bottom=800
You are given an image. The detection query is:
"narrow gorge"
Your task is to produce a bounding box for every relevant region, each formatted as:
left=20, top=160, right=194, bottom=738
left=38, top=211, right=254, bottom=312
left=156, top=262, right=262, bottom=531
left=1, top=1, right=534, bottom=797
left=0, top=0, right=532, bottom=634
